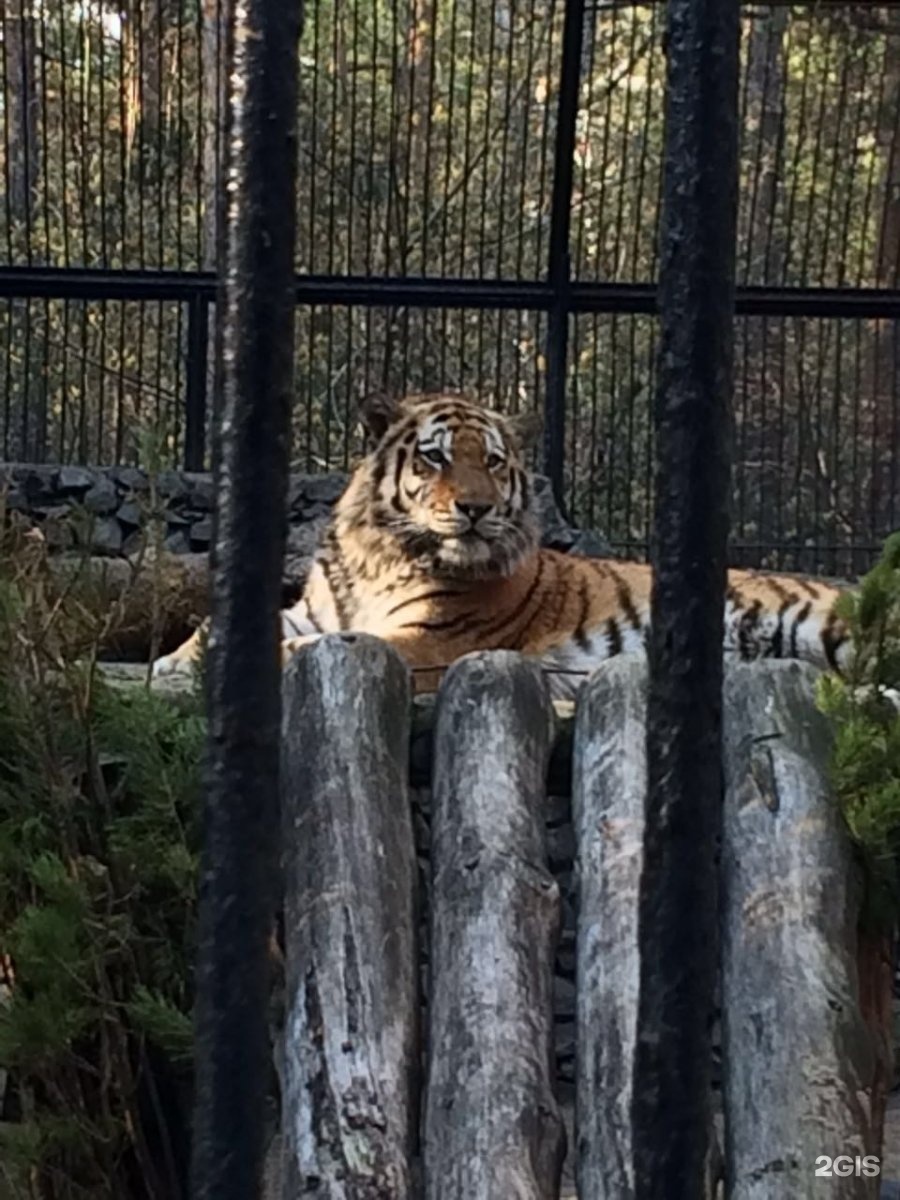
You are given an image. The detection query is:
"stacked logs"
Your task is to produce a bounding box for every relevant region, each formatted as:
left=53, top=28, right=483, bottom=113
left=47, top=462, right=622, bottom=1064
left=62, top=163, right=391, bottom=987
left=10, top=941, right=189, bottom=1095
left=268, top=639, right=886, bottom=1200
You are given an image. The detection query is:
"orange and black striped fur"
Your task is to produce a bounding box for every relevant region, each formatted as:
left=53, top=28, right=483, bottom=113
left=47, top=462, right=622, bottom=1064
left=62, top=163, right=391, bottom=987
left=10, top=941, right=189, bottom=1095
left=152, top=392, right=850, bottom=697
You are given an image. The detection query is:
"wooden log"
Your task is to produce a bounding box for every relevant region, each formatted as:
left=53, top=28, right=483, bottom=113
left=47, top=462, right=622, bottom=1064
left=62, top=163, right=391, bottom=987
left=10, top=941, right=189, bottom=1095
left=721, top=660, right=877, bottom=1200
left=49, top=551, right=210, bottom=658
left=413, top=693, right=575, bottom=793
left=109, top=663, right=580, bottom=791
left=279, top=634, right=420, bottom=1197
left=47, top=546, right=313, bottom=660
left=424, top=651, right=565, bottom=1200
left=569, top=656, right=724, bottom=1199
left=570, top=655, right=647, bottom=1200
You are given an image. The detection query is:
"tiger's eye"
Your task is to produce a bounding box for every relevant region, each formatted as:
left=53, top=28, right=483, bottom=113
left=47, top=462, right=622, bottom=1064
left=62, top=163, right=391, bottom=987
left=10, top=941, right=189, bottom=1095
left=486, top=453, right=506, bottom=471
left=419, top=447, right=445, bottom=468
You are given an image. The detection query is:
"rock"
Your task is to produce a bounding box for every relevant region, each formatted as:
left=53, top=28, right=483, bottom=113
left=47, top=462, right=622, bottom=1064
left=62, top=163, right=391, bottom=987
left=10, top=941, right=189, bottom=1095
left=299, top=500, right=334, bottom=521
left=413, top=810, right=430, bottom=855
left=83, top=478, right=119, bottom=515
left=533, top=474, right=577, bottom=550
left=34, top=502, right=72, bottom=522
left=544, top=794, right=571, bottom=828
left=185, top=475, right=214, bottom=510
left=190, top=519, right=212, bottom=549
left=123, top=530, right=145, bottom=557
left=554, top=1019, right=575, bottom=1063
left=298, top=472, right=348, bottom=505
left=554, top=975, right=576, bottom=1020
left=155, top=469, right=186, bottom=499
left=91, top=518, right=123, bottom=556
left=165, top=530, right=191, bottom=555
left=569, top=529, right=613, bottom=559
left=284, top=515, right=328, bottom=590
left=557, top=1058, right=575, bottom=1084
left=116, top=501, right=143, bottom=528
left=556, top=932, right=576, bottom=980
left=20, top=466, right=58, bottom=502
left=58, top=465, right=95, bottom=492
left=114, top=466, right=149, bottom=492
left=41, top=511, right=75, bottom=551
left=547, top=820, right=575, bottom=869
left=286, top=519, right=325, bottom=558
left=4, top=488, right=28, bottom=511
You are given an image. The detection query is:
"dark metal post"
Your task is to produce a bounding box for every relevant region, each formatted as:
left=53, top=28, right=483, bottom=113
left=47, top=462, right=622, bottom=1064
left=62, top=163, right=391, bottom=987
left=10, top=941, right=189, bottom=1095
left=189, top=0, right=302, bottom=1196
left=543, top=0, right=585, bottom=513
left=185, top=291, right=210, bottom=471
left=632, top=0, right=739, bottom=1195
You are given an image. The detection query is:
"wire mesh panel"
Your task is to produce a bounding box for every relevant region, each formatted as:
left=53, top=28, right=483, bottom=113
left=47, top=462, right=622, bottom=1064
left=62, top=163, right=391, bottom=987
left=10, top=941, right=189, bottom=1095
left=0, top=0, right=212, bottom=270
left=0, top=0, right=898, bottom=576
left=733, top=313, right=899, bottom=577
left=290, top=303, right=548, bottom=471
left=567, top=310, right=899, bottom=575
left=5, top=2, right=900, bottom=285
left=295, top=0, right=567, bottom=280
left=572, top=3, right=900, bottom=288
left=736, top=4, right=900, bottom=290
left=1, top=296, right=187, bottom=464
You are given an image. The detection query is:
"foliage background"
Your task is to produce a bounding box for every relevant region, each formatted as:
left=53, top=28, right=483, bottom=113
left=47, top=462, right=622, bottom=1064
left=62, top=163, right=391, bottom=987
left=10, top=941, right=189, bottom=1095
left=0, top=514, right=202, bottom=1199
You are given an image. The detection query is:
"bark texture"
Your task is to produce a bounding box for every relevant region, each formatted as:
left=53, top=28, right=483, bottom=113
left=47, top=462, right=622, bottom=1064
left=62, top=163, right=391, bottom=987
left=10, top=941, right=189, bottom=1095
left=424, top=651, right=565, bottom=1200
left=571, top=655, right=722, bottom=1200
left=571, top=656, right=647, bottom=1200
left=280, top=634, right=420, bottom=1198
left=721, top=660, right=877, bottom=1200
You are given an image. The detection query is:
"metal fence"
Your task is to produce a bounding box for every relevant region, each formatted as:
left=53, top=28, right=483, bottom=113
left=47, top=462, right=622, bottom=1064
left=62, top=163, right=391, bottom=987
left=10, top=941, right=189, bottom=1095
left=1, top=0, right=899, bottom=575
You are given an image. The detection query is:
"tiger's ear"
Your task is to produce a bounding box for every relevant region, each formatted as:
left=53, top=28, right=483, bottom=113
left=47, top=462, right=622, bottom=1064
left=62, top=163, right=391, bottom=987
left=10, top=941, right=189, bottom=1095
left=359, top=392, right=403, bottom=442
left=506, top=409, right=543, bottom=452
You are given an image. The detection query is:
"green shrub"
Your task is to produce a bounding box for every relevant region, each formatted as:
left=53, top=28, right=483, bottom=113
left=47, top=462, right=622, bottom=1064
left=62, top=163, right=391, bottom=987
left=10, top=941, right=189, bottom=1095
left=817, top=532, right=900, bottom=932
left=0, top=515, right=203, bottom=1200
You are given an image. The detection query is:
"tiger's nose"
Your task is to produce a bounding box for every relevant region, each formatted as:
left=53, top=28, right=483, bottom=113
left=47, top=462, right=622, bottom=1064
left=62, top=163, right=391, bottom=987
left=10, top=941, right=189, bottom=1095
left=457, top=501, right=492, bottom=524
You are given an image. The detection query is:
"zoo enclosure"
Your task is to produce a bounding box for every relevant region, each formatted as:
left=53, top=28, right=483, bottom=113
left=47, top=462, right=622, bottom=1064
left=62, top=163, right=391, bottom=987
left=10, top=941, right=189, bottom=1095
left=1, top=0, right=900, bottom=575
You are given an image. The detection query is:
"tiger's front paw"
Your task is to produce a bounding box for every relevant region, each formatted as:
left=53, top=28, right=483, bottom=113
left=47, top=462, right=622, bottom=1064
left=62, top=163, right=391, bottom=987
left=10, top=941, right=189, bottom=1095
left=150, top=649, right=196, bottom=680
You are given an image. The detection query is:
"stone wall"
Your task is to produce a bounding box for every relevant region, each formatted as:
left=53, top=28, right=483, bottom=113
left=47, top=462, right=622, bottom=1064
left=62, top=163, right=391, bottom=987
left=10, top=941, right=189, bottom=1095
left=1, top=462, right=612, bottom=581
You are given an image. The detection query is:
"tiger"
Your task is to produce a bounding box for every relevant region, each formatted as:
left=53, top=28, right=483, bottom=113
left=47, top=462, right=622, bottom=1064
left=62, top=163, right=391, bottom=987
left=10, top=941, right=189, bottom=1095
left=151, top=390, right=851, bottom=698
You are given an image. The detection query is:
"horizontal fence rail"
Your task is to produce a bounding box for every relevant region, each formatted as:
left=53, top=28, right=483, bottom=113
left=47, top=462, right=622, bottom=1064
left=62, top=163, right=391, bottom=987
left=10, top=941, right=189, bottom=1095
left=1, top=276, right=897, bottom=579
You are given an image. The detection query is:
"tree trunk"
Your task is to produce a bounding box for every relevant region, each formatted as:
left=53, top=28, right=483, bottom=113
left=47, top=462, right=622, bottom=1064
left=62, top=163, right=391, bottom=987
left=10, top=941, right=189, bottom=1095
left=875, top=9, right=900, bottom=290
left=201, top=0, right=228, bottom=269
left=279, top=634, right=420, bottom=1198
left=867, top=9, right=900, bottom=542
left=741, top=5, right=787, bottom=285
left=424, top=651, right=565, bottom=1200
left=721, top=660, right=878, bottom=1200
left=4, top=0, right=39, bottom=226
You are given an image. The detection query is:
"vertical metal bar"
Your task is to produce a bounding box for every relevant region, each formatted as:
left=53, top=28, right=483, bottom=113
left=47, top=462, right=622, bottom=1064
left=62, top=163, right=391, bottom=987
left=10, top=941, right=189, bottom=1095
left=544, top=0, right=584, bottom=511
left=633, top=2, right=739, bottom=1198
left=185, top=291, right=209, bottom=471
left=189, top=0, right=302, bottom=1198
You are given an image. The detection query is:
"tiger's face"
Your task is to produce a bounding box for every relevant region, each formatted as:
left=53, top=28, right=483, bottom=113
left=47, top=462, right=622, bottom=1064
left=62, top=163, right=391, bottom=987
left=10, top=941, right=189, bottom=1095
left=357, top=393, right=542, bottom=579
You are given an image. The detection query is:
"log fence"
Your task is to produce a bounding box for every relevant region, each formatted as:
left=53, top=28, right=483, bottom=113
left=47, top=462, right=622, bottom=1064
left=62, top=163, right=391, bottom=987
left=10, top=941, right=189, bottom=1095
left=245, top=634, right=891, bottom=1200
